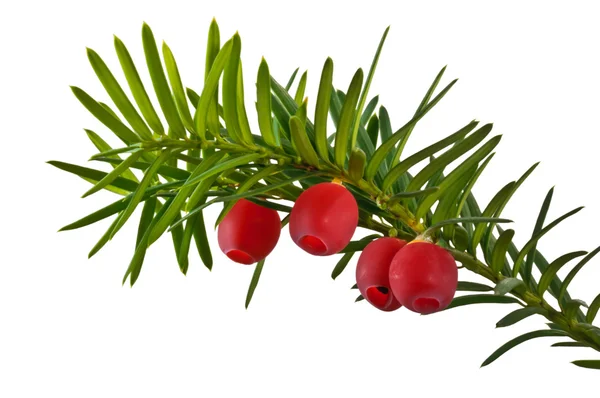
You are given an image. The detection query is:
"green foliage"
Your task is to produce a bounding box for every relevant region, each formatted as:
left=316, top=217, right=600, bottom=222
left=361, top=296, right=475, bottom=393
left=552, top=342, right=589, bottom=348
left=481, top=330, right=569, bottom=367
left=512, top=206, right=584, bottom=278
left=558, top=247, right=600, bottom=305
left=256, top=59, right=279, bottom=148
left=142, top=24, right=186, bottom=139
left=314, top=58, right=334, bottom=162
left=496, top=307, right=547, bottom=328
left=331, top=252, right=356, bottom=280
left=445, top=294, right=523, bottom=310
left=114, top=36, right=164, bottom=134
left=53, top=20, right=600, bottom=370
left=334, top=69, right=363, bottom=169
left=48, top=160, right=139, bottom=195
left=87, top=48, right=154, bottom=140
left=456, top=281, right=493, bottom=292
left=351, top=26, right=389, bottom=150
left=290, top=114, right=320, bottom=167
left=71, top=86, right=141, bottom=144
left=364, top=79, right=457, bottom=182
left=391, top=66, right=448, bottom=168
left=82, top=150, right=144, bottom=198
left=572, top=360, right=600, bottom=370
left=490, top=229, right=515, bottom=275
left=588, top=294, right=600, bottom=323
left=537, top=251, right=588, bottom=298
left=348, top=148, right=366, bottom=182
left=245, top=259, right=265, bottom=309
left=494, top=278, right=525, bottom=296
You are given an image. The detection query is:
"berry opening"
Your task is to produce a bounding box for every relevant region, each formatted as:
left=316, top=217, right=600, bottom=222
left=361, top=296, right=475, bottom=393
left=226, top=249, right=256, bottom=265
left=366, top=286, right=390, bottom=308
left=298, top=235, right=328, bottom=255
left=413, top=297, right=440, bottom=314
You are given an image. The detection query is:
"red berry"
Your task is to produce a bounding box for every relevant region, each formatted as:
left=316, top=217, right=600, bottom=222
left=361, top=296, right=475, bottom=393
left=389, top=241, right=458, bottom=314
left=217, top=199, right=281, bottom=264
left=289, top=182, right=358, bottom=256
left=356, top=237, right=406, bottom=311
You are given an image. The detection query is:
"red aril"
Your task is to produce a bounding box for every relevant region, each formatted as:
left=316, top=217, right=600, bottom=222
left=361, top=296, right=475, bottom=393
left=217, top=199, right=281, bottom=264
left=289, top=182, right=358, bottom=256
left=389, top=241, right=458, bottom=314
left=356, top=237, right=406, bottom=311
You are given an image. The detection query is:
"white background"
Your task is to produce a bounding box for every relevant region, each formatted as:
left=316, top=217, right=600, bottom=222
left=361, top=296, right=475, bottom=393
left=1, top=0, right=600, bottom=396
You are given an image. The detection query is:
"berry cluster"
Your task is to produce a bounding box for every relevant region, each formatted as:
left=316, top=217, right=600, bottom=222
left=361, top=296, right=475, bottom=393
left=217, top=181, right=458, bottom=314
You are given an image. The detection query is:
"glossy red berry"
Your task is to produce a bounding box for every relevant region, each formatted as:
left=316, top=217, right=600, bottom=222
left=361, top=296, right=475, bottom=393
left=389, top=241, right=458, bottom=314
left=356, top=237, right=407, bottom=311
left=289, top=182, right=358, bottom=256
left=217, top=199, right=281, bottom=265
